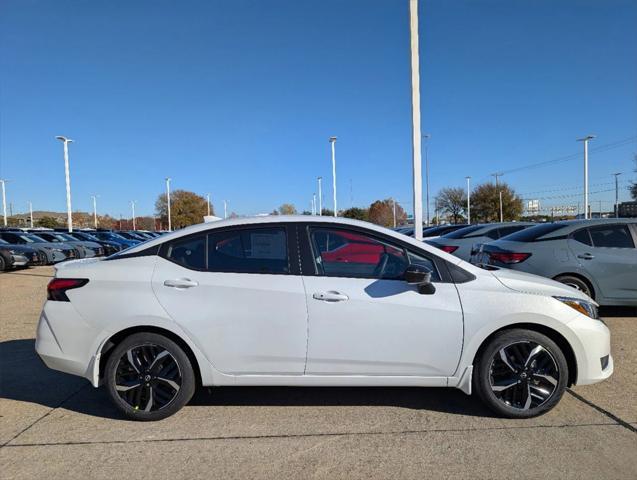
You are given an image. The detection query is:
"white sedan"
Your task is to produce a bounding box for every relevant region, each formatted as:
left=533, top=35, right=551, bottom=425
left=36, top=216, right=613, bottom=421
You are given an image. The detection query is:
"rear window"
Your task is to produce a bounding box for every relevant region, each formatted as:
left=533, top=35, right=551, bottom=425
left=503, top=223, right=565, bottom=242
left=443, top=225, right=484, bottom=239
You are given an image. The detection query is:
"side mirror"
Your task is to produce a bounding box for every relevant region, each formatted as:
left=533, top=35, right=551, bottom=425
left=403, top=265, right=436, bottom=295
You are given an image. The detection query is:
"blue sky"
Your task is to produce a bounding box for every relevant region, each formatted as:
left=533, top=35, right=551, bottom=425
left=1, top=0, right=636, bottom=218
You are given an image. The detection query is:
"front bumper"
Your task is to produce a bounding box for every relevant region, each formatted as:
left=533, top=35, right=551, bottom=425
left=568, top=316, right=614, bottom=385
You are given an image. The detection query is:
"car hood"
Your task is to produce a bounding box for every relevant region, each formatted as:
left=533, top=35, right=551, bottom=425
left=489, top=267, right=595, bottom=304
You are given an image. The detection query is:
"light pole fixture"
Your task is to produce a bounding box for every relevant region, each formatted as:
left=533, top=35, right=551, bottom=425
left=165, top=177, right=172, bottom=231
left=422, top=134, right=431, bottom=226
left=317, top=176, right=323, bottom=216
left=130, top=200, right=137, bottom=230
left=329, top=136, right=338, bottom=217
left=613, top=172, right=622, bottom=218
left=56, top=136, right=74, bottom=232
left=91, top=194, right=99, bottom=229
left=577, top=135, right=595, bottom=219
left=465, top=176, right=471, bottom=224
left=409, top=0, right=423, bottom=240
left=0, top=179, right=7, bottom=226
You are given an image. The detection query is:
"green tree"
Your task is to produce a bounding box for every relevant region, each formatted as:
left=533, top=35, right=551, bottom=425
left=368, top=198, right=407, bottom=228
left=341, top=207, right=369, bottom=221
left=435, top=187, right=467, bottom=224
left=471, top=182, right=523, bottom=222
left=320, top=208, right=334, bottom=216
left=155, top=190, right=210, bottom=229
left=278, top=203, right=297, bottom=215
left=37, top=216, right=62, bottom=228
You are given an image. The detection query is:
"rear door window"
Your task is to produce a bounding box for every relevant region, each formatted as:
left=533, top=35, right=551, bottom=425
left=208, top=227, right=289, bottom=274
left=588, top=225, right=635, bottom=248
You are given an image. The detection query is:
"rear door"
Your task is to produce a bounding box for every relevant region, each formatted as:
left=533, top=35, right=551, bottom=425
left=301, top=226, right=464, bottom=377
left=151, top=224, right=308, bottom=375
left=568, top=224, right=637, bottom=301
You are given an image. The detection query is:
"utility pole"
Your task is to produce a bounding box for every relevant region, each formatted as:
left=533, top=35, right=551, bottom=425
left=499, top=191, right=504, bottom=222
left=577, top=135, right=595, bottom=219
left=329, top=136, right=338, bottom=217
left=465, top=176, right=471, bottom=224
left=0, top=179, right=7, bottom=226
left=613, top=173, right=621, bottom=218
left=317, top=177, right=323, bottom=216
left=91, top=195, right=98, bottom=228
left=492, top=172, right=503, bottom=188
left=131, top=200, right=137, bottom=230
left=28, top=201, right=33, bottom=228
left=422, top=134, right=431, bottom=226
left=165, top=177, right=172, bottom=231
left=409, top=0, right=423, bottom=240
left=56, top=136, right=74, bottom=232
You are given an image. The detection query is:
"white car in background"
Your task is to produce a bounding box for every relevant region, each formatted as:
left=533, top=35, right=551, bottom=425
left=36, top=216, right=612, bottom=421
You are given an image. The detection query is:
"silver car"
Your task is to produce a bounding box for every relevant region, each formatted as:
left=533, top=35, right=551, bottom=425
left=471, top=219, right=637, bottom=306
left=426, top=222, right=536, bottom=261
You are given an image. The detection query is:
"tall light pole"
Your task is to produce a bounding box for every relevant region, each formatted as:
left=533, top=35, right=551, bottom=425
left=613, top=173, right=621, bottom=218
left=465, top=176, right=471, bottom=224
left=422, top=134, right=431, bottom=226
left=56, top=136, right=74, bottom=232
left=499, top=191, right=504, bottom=222
left=224, top=200, right=228, bottom=219
left=0, top=179, right=7, bottom=226
left=329, top=136, right=338, bottom=217
left=165, top=177, right=172, bottom=231
left=28, top=201, right=34, bottom=228
left=206, top=193, right=211, bottom=216
left=130, top=200, right=137, bottom=230
left=393, top=199, right=397, bottom=228
left=91, top=195, right=98, bottom=229
left=317, top=177, right=323, bottom=216
left=577, top=135, right=595, bottom=219
left=409, top=0, right=423, bottom=240
left=312, top=193, right=317, bottom=215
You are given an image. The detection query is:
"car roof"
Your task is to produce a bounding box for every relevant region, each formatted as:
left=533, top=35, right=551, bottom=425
left=526, top=218, right=635, bottom=238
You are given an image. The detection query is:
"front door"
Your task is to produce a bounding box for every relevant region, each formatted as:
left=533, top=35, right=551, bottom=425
left=302, top=227, right=464, bottom=377
left=151, top=225, right=308, bottom=375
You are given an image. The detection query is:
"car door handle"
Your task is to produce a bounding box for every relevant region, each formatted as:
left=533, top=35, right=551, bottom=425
left=577, top=253, right=594, bottom=260
left=313, top=291, right=349, bottom=302
left=164, top=278, right=199, bottom=288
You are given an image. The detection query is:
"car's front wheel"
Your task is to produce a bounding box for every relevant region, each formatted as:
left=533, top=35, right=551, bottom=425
left=473, top=329, right=568, bottom=418
left=105, top=332, right=196, bottom=421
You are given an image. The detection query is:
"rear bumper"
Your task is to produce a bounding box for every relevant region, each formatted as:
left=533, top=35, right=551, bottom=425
left=35, top=301, right=103, bottom=386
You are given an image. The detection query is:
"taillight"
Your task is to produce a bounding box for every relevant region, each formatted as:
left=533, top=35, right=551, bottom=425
left=488, top=252, right=532, bottom=264
left=47, top=278, right=89, bottom=301
left=438, top=245, right=459, bottom=254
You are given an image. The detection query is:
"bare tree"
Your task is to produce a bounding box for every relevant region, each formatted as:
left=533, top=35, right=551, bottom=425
left=435, top=187, right=466, bottom=224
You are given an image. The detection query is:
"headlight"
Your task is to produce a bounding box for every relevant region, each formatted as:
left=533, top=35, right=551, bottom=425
left=554, top=296, right=599, bottom=319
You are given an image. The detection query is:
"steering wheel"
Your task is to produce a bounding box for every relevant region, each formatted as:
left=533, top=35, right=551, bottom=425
left=373, top=253, right=390, bottom=278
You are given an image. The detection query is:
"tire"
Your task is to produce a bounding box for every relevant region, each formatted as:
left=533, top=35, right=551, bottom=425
left=473, top=329, right=568, bottom=418
left=105, top=332, right=196, bottom=421
left=0, top=253, right=7, bottom=271
left=554, top=274, right=593, bottom=299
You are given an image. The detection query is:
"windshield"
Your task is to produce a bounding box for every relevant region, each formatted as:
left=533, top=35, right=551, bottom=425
left=503, top=223, right=566, bottom=242
left=55, top=233, right=77, bottom=242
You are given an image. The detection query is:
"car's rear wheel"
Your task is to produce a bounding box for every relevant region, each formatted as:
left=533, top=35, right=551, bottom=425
left=0, top=253, right=7, bottom=271
left=105, top=332, right=196, bottom=421
left=474, top=329, right=568, bottom=418
left=554, top=274, right=593, bottom=299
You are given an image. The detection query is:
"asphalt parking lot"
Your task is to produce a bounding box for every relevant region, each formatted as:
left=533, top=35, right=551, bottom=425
left=0, top=267, right=635, bottom=479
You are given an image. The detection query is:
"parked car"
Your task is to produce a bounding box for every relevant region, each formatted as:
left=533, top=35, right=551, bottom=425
left=90, top=230, right=140, bottom=249
left=37, top=216, right=611, bottom=421
left=116, top=231, right=149, bottom=242
left=0, top=231, right=77, bottom=264
left=0, top=239, right=45, bottom=270
left=27, top=230, right=104, bottom=258
left=427, top=222, right=536, bottom=261
left=59, top=230, right=122, bottom=256
left=470, top=219, right=637, bottom=306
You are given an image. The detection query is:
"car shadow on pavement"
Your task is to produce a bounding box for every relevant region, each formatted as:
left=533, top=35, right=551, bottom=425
left=1, top=338, right=496, bottom=420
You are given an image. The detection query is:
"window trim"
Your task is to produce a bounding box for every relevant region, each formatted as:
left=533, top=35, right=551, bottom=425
left=299, top=223, right=452, bottom=282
